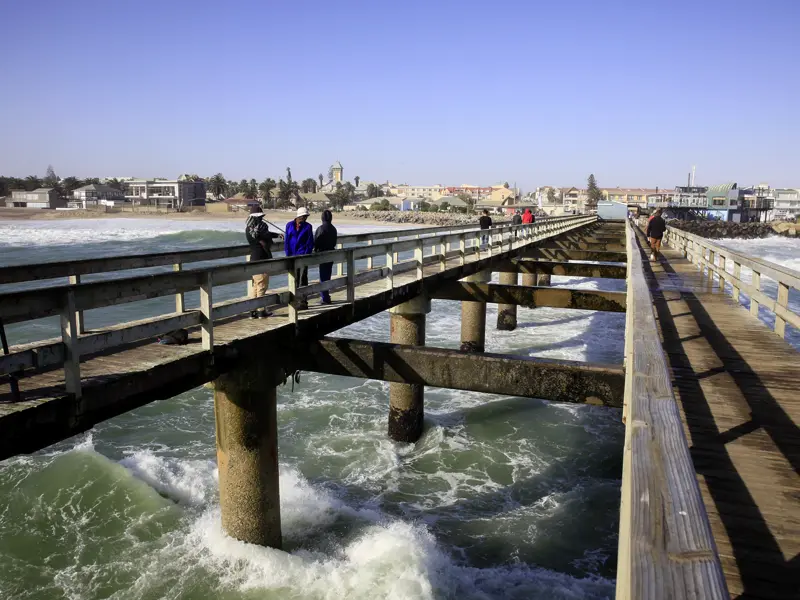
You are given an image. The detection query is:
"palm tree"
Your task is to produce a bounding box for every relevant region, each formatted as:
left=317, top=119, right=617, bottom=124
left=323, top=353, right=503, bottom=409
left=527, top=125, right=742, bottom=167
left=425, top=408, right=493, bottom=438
left=259, top=178, right=277, bottom=208
left=318, top=173, right=324, bottom=188
left=60, top=176, right=82, bottom=194
left=354, top=176, right=360, bottom=188
left=286, top=167, right=293, bottom=183
left=25, top=175, right=42, bottom=191
left=208, top=173, right=227, bottom=201
left=227, top=179, right=240, bottom=196
left=242, top=180, right=258, bottom=200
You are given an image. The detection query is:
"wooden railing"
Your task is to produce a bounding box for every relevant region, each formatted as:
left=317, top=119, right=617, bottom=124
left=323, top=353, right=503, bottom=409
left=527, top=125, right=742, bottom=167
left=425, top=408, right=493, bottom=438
left=617, top=220, right=727, bottom=599
left=665, top=226, right=800, bottom=339
left=0, top=216, right=580, bottom=286
left=0, top=216, right=596, bottom=401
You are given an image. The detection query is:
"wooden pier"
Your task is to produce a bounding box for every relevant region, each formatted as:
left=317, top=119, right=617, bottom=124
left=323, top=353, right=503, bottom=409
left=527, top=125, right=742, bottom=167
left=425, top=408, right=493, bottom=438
left=1, top=215, right=798, bottom=598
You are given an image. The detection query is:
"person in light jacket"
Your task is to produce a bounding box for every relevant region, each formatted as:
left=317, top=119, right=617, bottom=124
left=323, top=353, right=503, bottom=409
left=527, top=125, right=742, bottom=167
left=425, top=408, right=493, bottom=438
left=314, top=209, right=338, bottom=305
left=285, top=207, right=314, bottom=309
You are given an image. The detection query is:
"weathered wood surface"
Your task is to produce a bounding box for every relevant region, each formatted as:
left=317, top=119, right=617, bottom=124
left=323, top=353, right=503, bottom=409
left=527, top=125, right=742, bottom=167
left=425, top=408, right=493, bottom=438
left=295, top=337, right=625, bottom=406
left=617, top=221, right=728, bottom=600
left=637, top=227, right=800, bottom=599
left=510, top=259, right=627, bottom=279
left=520, top=247, right=627, bottom=262
left=430, top=282, right=627, bottom=312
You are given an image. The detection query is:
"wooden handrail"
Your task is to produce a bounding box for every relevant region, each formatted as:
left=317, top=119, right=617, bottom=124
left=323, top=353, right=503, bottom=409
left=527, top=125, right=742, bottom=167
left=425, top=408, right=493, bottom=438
left=616, top=219, right=727, bottom=599
left=0, top=216, right=579, bottom=286
left=664, top=226, right=800, bottom=339
left=1, top=217, right=597, bottom=387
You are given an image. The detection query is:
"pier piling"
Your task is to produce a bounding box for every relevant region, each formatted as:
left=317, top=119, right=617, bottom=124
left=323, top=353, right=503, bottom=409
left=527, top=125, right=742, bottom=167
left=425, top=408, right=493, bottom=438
left=496, top=268, right=518, bottom=330
left=460, top=270, right=490, bottom=352
left=213, top=362, right=282, bottom=548
left=388, top=293, right=430, bottom=442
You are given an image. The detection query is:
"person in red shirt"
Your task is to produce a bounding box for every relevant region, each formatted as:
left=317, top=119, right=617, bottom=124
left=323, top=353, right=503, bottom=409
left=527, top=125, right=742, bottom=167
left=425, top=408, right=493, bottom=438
left=521, top=208, right=534, bottom=224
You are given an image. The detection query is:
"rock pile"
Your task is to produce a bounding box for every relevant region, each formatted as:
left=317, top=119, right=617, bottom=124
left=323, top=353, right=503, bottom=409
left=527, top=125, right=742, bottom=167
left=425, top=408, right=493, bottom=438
left=669, top=220, right=795, bottom=239
left=347, top=211, right=510, bottom=227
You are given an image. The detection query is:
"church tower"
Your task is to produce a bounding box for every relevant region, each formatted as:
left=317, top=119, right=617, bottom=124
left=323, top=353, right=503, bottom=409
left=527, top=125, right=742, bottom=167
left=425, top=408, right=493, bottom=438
left=331, top=161, right=343, bottom=183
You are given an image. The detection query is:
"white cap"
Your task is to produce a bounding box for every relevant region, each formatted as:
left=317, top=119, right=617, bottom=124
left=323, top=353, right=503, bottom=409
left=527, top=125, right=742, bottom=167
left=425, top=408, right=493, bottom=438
left=296, top=207, right=310, bottom=218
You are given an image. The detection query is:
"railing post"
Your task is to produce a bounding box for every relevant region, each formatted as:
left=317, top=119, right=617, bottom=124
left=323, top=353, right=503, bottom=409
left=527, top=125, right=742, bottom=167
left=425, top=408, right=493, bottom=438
left=366, top=239, right=374, bottom=270
left=200, top=272, right=214, bottom=351
left=385, top=245, right=394, bottom=293
left=173, top=262, right=185, bottom=313
left=459, top=235, right=466, bottom=266
left=288, top=260, right=298, bottom=323
left=415, top=238, right=424, bottom=280
left=346, top=249, right=356, bottom=305
left=732, top=261, right=742, bottom=301
left=335, top=243, right=343, bottom=277
left=750, top=270, right=761, bottom=318
left=60, top=289, right=82, bottom=399
left=68, top=274, right=85, bottom=334
left=775, top=282, right=790, bottom=338
left=439, top=236, right=447, bottom=271
left=706, top=248, right=715, bottom=283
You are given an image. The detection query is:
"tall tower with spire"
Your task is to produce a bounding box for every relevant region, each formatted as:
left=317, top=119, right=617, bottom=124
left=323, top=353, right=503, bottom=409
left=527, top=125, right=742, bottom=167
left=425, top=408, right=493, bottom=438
left=331, top=161, right=343, bottom=183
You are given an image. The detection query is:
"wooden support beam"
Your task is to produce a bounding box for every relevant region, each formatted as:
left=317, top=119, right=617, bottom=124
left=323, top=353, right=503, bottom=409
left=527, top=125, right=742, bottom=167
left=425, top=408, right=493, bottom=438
left=432, top=282, right=626, bottom=312
left=520, top=247, right=627, bottom=263
left=502, top=259, right=627, bottom=279
left=296, top=337, right=625, bottom=406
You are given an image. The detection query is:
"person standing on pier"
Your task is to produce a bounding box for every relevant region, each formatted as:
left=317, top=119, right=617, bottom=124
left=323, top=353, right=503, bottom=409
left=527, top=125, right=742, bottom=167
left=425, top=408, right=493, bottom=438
left=285, top=206, right=314, bottom=310
left=479, top=209, right=492, bottom=247
left=646, top=209, right=666, bottom=262
left=522, top=208, right=534, bottom=224
left=314, top=209, right=338, bottom=305
left=245, top=205, right=283, bottom=319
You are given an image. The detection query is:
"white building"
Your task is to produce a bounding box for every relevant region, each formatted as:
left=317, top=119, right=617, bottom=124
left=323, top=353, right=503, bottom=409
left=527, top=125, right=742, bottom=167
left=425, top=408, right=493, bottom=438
left=773, top=188, right=800, bottom=219
left=73, top=183, right=125, bottom=204
left=123, top=177, right=206, bottom=208
left=388, top=184, right=445, bottom=200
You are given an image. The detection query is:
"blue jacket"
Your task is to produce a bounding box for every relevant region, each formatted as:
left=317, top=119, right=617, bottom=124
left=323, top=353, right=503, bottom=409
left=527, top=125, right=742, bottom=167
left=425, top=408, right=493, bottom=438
left=284, top=220, right=314, bottom=256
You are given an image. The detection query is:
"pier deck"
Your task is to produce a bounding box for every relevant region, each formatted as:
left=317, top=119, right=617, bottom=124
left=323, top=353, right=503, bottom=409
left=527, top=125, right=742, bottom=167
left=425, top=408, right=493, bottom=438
left=643, top=232, right=800, bottom=599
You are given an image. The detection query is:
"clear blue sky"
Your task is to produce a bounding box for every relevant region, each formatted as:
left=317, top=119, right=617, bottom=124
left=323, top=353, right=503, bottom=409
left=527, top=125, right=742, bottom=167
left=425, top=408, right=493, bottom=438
left=1, top=0, right=798, bottom=191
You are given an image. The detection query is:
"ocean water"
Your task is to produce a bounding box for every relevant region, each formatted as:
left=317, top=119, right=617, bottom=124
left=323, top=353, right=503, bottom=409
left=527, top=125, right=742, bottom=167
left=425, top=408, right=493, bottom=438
left=1, top=217, right=638, bottom=599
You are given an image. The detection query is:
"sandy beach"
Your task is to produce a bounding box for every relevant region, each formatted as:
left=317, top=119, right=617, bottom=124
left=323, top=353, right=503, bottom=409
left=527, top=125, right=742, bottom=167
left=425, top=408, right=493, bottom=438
left=0, top=207, right=389, bottom=228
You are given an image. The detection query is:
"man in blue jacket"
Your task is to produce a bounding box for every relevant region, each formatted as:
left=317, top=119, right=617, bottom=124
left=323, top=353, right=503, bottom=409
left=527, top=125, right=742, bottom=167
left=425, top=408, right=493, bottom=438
left=285, top=206, right=314, bottom=309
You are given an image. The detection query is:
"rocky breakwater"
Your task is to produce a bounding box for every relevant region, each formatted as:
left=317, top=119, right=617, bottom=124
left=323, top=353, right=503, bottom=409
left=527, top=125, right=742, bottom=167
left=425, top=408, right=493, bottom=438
left=348, top=211, right=510, bottom=227
left=670, top=220, right=799, bottom=239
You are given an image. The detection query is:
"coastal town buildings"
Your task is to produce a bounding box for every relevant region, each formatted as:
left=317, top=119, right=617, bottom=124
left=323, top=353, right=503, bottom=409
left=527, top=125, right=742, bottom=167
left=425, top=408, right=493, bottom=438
left=6, top=188, right=63, bottom=209
left=123, top=177, right=207, bottom=208
left=773, top=188, right=800, bottom=219
left=72, top=183, right=125, bottom=204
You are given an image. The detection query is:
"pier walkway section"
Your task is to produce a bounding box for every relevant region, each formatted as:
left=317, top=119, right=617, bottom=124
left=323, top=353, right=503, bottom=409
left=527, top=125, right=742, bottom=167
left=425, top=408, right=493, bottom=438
left=642, top=227, right=800, bottom=599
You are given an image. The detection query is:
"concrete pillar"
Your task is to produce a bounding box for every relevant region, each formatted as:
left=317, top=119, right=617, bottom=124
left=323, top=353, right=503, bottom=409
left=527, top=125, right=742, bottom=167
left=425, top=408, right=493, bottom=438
left=388, top=293, right=431, bottom=443
left=213, top=361, right=282, bottom=548
left=460, top=270, right=490, bottom=352
left=496, top=268, right=518, bottom=331
left=521, top=270, right=537, bottom=288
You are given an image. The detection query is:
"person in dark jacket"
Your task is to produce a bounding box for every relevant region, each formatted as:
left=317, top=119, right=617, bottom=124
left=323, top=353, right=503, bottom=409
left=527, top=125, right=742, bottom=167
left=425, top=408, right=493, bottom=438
left=285, top=206, right=314, bottom=309
left=479, top=209, right=492, bottom=247
left=512, top=210, right=523, bottom=225
left=645, top=209, right=667, bottom=261
left=314, top=209, right=338, bottom=305
left=245, top=205, right=283, bottom=318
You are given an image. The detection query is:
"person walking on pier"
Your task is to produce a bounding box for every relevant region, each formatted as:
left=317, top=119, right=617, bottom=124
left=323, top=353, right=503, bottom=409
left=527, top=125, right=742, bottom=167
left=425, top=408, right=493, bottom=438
left=646, top=209, right=666, bottom=262
left=314, top=209, right=338, bottom=305
left=245, top=205, right=283, bottom=318
left=285, top=206, right=314, bottom=310
left=479, top=209, right=492, bottom=247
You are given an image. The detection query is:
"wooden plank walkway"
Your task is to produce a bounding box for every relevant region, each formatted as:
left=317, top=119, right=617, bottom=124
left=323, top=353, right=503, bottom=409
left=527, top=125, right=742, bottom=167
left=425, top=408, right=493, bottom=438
left=640, top=233, right=800, bottom=599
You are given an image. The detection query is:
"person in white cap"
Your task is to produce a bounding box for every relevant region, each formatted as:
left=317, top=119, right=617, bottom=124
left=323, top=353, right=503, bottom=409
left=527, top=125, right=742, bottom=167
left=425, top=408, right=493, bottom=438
left=284, top=206, right=314, bottom=309
left=245, top=204, right=283, bottom=318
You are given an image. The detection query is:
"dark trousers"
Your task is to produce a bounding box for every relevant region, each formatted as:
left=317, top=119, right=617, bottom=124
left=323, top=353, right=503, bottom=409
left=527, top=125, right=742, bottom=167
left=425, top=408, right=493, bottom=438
left=319, top=262, right=333, bottom=303
left=295, top=267, right=308, bottom=287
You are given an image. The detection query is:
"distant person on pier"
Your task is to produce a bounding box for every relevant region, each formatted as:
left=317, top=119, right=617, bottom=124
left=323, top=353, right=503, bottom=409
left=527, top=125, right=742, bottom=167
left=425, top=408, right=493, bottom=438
left=314, top=209, right=338, bottom=305
left=646, top=209, right=666, bottom=262
left=479, top=209, right=492, bottom=247
left=522, top=208, right=534, bottom=224
left=285, top=207, right=314, bottom=310
left=245, top=204, right=283, bottom=319
left=511, top=209, right=522, bottom=238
